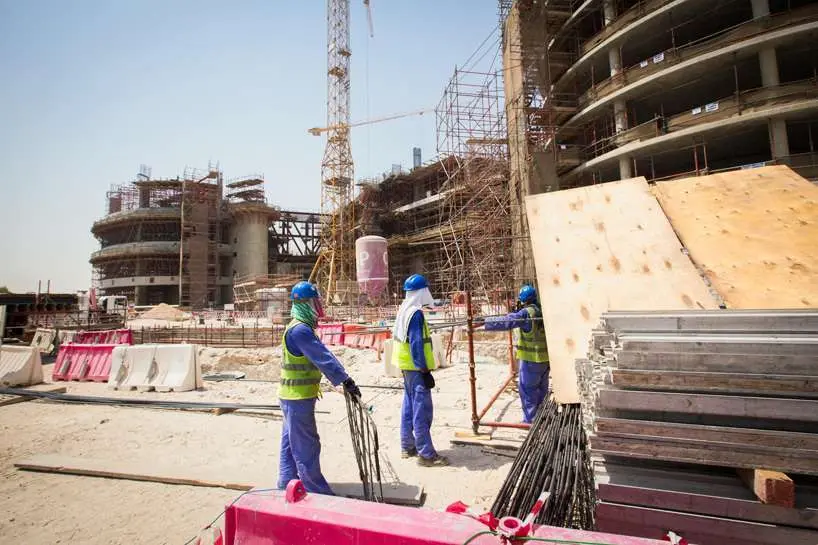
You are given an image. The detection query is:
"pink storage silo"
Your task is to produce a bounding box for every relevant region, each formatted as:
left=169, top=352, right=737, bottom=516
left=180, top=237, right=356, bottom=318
left=355, top=236, right=389, bottom=299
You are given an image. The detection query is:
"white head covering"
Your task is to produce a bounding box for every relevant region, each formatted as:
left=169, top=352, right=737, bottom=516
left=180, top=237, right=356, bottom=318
left=392, top=287, right=435, bottom=342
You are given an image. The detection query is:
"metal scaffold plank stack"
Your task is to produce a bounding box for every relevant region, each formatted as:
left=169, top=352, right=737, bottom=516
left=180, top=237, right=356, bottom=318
left=577, top=309, right=818, bottom=545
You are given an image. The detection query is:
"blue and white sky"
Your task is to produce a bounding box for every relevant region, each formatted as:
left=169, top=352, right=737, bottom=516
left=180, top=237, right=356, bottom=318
left=0, top=0, right=501, bottom=293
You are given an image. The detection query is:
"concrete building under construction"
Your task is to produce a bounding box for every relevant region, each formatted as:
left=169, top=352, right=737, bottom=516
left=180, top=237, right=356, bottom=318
left=499, top=0, right=818, bottom=279
left=90, top=165, right=323, bottom=309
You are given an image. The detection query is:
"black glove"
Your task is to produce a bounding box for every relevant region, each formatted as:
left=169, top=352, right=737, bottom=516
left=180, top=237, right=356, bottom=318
left=342, top=378, right=361, bottom=399
left=422, top=372, right=436, bottom=390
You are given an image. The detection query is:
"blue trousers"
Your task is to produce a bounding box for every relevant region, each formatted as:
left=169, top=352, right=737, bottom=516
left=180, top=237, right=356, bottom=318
left=400, top=371, right=437, bottom=459
left=519, top=361, right=550, bottom=424
left=277, top=398, right=334, bottom=495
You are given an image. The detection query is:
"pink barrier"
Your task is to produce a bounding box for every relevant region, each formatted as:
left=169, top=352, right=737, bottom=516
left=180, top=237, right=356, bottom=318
left=74, top=329, right=133, bottom=345
left=52, top=344, right=116, bottom=382
left=223, top=483, right=666, bottom=545
left=317, top=323, right=344, bottom=346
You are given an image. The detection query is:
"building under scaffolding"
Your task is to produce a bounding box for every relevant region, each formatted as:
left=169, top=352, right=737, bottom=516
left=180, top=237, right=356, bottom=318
left=500, top=0, right=818, bottom=273
left=90, top=165, right=325, bottom=310
left=332, top=67, right=522, bottom=310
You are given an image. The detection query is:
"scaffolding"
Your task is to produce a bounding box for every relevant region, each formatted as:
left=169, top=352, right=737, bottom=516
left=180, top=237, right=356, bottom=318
left=180, top=165, right=223, bottom=309
left=92, top=165, right=225, bottom=309
left=435, top=68, right=517, bottom=306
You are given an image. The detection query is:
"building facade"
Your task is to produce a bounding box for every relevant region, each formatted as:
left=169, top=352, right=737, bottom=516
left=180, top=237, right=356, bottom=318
left=90, top=167, right=322, bottom=309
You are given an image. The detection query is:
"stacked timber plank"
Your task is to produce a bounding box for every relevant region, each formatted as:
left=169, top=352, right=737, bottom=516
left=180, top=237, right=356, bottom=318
left=576, top=309, right=818, bottom=545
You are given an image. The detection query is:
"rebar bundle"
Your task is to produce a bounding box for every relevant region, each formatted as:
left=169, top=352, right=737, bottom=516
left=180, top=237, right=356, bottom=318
left=343, top=391, right=384, bottom=502
left=491, top=398, right=596, bottom=529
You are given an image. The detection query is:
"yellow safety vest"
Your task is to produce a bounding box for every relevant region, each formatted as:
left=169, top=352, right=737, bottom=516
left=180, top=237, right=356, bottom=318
left=516, top=305, right=549, bottom=363
left=279, top=319, right=323, bottom=400
left=393, top=314, right=437, bottom=372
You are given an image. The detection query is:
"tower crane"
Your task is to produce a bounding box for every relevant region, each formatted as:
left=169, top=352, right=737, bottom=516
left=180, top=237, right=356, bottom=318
left=308, top=108, right=431, bottom=136
left=315, top=0, right=374, bottom=303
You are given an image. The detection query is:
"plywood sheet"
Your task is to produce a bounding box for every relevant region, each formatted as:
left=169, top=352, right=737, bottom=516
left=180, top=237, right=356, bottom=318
left=525, top=178, right=718, bottom=403
left=653, top=166, right=818, bottom=309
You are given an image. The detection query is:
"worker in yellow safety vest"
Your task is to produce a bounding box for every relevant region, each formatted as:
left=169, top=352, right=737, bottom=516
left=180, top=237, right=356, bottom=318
left=481, top=284, right=549, bottom=423
left=277, top=281, right=361, bottom=495
left=392, top=274, right=449, bottom=467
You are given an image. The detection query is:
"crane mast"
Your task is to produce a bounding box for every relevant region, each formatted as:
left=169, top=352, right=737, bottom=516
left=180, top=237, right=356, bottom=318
left=318, top=0, right=354, bottom=303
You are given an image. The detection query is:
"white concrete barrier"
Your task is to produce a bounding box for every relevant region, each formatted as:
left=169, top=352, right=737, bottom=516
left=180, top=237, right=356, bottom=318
left=0, top=345, right=44, bottom=386
left=30, top=328, right=56, bottom=354
left=108, top=344, right=201, bottom=392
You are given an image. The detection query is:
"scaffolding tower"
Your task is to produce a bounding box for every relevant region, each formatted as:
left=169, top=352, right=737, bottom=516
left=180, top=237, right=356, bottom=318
left=435, top=68, right=516, bottom=306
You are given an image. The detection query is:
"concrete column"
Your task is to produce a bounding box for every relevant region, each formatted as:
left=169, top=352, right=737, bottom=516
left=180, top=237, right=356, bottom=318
left=614, top=100, right=628, bottom=133
left=608, top=47, right=622, bottom=77
left=751, top=0, right=769, bottom=17
left=752, top=0, right=790, bottom=158
left=619, top=156, right=633, bottom=179
left=603, top=0, right=616, bottom=26
left=134, top=260, right=147, bottom=306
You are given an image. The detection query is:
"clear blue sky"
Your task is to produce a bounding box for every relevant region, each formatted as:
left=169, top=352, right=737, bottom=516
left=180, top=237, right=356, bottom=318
left=0, top=0, right=501, bottom=293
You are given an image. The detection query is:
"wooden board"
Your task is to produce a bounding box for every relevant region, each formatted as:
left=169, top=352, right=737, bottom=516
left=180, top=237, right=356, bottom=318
left=598, top=389, right=818, bottom=422
left=597, top=482, right=818, bottom=530
left=595, top=418, right=818, bottom=451
left=15, top=454, right=424, bottom=506
left=525, top=178, right=718, bottom=403
left=737, top=468, right=795, bottom=508
left=653, top=165, right=818, bottom=309
left=610, top=369, right=818, bottom=397
left=0, top=384, right=66, bottom=407
left=597, top=502, right=818, bottom=545
left=615, top=350, right=818, bottom=375
left=591, top=435, right=818, bottom=475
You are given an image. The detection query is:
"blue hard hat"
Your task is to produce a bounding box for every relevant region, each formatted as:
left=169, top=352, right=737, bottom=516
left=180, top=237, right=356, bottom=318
left=403, top=274, right=429, bottom=292
left=518, top=284, right=537, bottom=304
left=291, top=281, right=319, bottom=301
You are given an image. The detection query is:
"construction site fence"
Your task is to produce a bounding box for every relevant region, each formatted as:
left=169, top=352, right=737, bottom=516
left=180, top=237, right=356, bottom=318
left=133, top=324, right=286, bottom=348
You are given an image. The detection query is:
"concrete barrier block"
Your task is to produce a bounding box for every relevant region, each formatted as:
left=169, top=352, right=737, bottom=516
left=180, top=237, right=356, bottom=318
left=108, top=344, right=200, bottom=392
left=0, top=345, right=44, bottom=386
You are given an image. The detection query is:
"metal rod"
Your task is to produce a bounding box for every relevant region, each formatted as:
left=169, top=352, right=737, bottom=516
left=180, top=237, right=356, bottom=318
left=466, top=288, right=478, bottom=434
left=476, top=373, right=515, bottom=422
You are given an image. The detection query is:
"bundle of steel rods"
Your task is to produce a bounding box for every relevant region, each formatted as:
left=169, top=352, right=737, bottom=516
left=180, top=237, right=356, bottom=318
left=491, top=398, right=595, bottom=530
left=343, top=390, right=384, bottom=502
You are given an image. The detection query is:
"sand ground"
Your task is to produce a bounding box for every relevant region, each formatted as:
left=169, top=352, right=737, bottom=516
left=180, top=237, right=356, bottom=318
left=0, top=344, right=524, bottom=544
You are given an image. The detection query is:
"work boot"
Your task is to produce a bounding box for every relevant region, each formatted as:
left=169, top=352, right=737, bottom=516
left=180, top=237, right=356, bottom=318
left=417, top=454, right=449, bottom=467
left=401, top=448, right=418, bottom=459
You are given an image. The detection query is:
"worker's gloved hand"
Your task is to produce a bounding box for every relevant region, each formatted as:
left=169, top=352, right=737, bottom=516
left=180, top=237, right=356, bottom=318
left=422, top=371, right=436, bottom=390
left=342, top=378, right=361, bottom=399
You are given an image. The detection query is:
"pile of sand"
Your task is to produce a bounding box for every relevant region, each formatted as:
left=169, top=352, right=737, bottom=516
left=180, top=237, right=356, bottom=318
left=140, top=303, right=186, bottom=321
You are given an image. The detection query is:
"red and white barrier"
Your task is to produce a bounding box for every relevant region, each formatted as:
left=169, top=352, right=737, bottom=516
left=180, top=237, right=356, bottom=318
left=222, top=482, right=665, bottom=545
left=74, top=328, right=133, bottom=345
left=52, top=344, right=116, bottom=382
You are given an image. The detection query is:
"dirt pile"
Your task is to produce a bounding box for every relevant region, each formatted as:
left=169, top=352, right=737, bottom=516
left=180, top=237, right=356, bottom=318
left=140, top=303, right=186, bottom=321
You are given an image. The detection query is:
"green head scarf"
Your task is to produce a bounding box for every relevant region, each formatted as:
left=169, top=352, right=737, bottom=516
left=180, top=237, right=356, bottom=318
left=291, top=300, right=318, bottom=329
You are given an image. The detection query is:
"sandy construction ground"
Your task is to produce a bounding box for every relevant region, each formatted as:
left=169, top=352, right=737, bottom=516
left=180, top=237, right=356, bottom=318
left=0, top=345, right=524, bottom=544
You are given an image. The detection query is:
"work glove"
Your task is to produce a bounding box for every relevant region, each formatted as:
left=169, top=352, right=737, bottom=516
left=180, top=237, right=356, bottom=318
left=422, top=372, right=436, bottom=390
left=342, top=378, right=361, bottom=399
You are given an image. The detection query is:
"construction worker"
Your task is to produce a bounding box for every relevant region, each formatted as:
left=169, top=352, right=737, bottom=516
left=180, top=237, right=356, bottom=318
left=277, top=281, right=361, bottom=495
left=393, top=274, right=449, bottom=467
left=482, top=284, right=549, bottom=424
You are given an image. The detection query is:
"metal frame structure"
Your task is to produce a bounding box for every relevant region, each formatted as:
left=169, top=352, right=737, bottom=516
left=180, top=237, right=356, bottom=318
left=317, top=0, right=356, bottom=303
